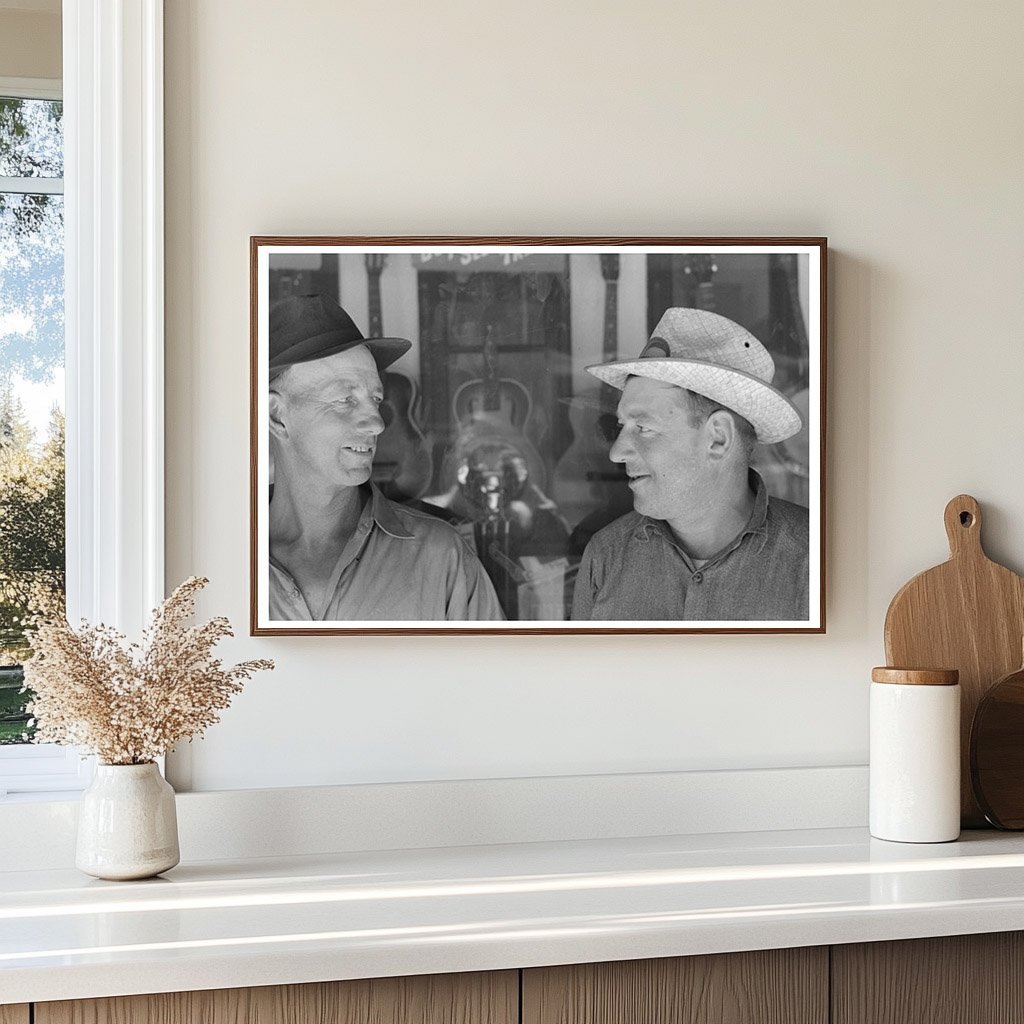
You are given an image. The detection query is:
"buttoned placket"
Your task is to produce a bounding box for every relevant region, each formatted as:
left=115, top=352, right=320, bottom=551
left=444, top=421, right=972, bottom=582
left=265, top=561, right=312, bottom=619
left=636, top=516, right=769, bottom=615
left=312, top=513, right=377, bottom=620
left=269, top=507, right=378, bottom=621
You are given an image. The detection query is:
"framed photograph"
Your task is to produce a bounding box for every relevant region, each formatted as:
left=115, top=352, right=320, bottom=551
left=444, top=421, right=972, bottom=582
left=250, top=236, right=826, bottom=635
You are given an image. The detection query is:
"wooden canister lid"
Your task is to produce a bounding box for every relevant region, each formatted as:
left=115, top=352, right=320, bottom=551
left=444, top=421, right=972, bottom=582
left=871, top=667, right=959, bottom=686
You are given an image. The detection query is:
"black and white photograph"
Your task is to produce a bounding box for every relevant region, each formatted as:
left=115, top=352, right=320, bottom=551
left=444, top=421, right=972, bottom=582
left=250, top=237, right=826, bottom=635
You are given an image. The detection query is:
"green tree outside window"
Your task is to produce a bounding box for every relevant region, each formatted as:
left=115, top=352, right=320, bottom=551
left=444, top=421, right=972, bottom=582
left=0, top=94, right=65, bottom=743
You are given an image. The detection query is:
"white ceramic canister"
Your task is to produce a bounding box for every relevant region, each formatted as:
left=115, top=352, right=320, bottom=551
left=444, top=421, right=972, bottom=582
left=869, top=667, right=960, bottom=843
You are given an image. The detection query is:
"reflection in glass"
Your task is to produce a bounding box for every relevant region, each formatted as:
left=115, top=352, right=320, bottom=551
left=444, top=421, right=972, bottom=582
left=0, top=93, right=67, bottom=741
left=0, top=98, right=63, bottom=178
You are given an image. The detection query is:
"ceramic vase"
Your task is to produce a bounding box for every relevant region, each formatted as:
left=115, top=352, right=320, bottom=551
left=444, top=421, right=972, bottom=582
left=75, top=762, right=180, bottom=880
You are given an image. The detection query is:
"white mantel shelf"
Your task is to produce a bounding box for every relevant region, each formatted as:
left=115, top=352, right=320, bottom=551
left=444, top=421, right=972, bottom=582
left=5, top=826, right=1024, bottom=1004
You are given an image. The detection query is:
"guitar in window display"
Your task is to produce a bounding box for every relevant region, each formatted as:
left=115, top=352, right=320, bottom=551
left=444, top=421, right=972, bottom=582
left=684, top=252, right=718, bottom=312
left=751, top=252, right=810, bottom=507
left=424, top=322, right=569, bottom=616
left=364, top=254, right=434, bottom=501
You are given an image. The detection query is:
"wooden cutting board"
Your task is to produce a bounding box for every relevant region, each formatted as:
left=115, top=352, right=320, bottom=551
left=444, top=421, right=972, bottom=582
left=884, top=494, right=1024, bottom=827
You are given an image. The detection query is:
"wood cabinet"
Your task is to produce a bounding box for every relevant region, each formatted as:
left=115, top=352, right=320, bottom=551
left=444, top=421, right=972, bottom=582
left=520, top=934, right=1024, bottom=1024
left=522, top=948, right=827, bottom=1024
left=832, top=932, right=1024, bottom=1024
left=35, top=972, right=517, bottom=1024
left=17, top=933, right=1024, bottom=1024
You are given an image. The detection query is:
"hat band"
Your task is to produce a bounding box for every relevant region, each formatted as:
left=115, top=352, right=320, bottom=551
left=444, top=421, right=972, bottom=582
left=640, top=339, right=670, bottom=359
left=269, top=328, right=363, bottom=368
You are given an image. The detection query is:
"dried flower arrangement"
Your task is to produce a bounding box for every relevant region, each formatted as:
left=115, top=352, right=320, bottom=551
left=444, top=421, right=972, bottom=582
left=23, top=577, right=273, bottom=765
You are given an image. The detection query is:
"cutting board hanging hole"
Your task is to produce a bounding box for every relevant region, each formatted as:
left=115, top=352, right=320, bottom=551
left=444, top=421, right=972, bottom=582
left=944, top=494, right=982, bottom=556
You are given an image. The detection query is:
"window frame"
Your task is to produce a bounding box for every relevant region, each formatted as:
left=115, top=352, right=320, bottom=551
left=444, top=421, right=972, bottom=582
left=0, top=75, right=78, bottom=795
left=0, top=0, right=165, bottom=799
left=0, top=77, right=61, bottom=101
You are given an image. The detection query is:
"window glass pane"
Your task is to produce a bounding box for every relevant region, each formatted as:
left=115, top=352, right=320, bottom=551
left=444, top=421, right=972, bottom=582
left=0, top=183, right=65, bottom=744
left=0, top=98, right=63, bottom=179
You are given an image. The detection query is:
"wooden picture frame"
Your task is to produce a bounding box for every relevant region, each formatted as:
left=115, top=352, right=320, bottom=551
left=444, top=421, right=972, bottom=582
left=250, top=236, right=826, bottom=635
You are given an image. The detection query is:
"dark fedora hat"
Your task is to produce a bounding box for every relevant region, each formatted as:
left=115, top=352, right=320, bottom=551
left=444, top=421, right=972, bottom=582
left=269, top=293, right=411, bottom=378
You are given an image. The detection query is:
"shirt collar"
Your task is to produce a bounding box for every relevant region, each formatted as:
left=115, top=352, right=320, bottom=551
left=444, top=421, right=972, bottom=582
left=745, top=469, right=770, bottom=538
left=632, top=469, right=770, bottom=547
left=366, top=483, right=416, bottom=540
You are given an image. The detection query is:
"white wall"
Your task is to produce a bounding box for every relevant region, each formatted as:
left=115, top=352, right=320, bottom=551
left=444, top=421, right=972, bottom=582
left=163, top=0, right=1024, bottom=791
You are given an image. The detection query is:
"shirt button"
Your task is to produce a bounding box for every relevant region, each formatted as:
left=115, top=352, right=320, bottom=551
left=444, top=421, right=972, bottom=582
left=692, top=572, right=703, bottom=584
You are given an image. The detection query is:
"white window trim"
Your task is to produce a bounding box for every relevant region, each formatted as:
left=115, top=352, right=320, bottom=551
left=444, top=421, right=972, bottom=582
left=0, top=1, right=165, bottom=797
left=0, top=76, right=62, bottom=100
left=0, top=175, right=63, bottom=195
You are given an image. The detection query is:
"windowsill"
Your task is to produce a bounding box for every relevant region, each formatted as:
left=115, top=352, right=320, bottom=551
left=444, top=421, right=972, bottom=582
left=4, top=825, right=1024, bottom=1004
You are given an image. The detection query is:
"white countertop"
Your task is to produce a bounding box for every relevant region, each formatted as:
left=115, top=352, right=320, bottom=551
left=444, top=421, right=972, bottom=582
left=5, top=826, right=1024, bottom=1004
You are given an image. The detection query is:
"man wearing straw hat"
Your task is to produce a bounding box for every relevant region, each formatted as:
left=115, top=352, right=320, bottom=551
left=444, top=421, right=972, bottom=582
left=267, top=293, right=503, bottom=622
left=570, top=308, right=808, bottom=622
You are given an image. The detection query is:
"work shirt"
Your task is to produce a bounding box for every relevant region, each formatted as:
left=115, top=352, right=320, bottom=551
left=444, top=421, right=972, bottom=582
left=269, top=486, right=505, bottom=622
left=570, top=472, right=809, bottom=622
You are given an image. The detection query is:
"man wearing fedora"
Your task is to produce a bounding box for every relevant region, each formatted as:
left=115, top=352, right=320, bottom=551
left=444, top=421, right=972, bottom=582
left=570, top=307, right=808, bottom=622
left=267, top=293, right=503, bottom=621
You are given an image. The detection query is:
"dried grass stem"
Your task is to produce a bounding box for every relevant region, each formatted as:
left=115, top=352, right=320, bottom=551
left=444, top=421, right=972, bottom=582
left=23, top=577, right=273, bottom=765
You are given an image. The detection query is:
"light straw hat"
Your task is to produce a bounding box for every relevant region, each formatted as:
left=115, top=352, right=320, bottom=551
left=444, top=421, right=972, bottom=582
left=586, top=307, right=802, bottom=444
